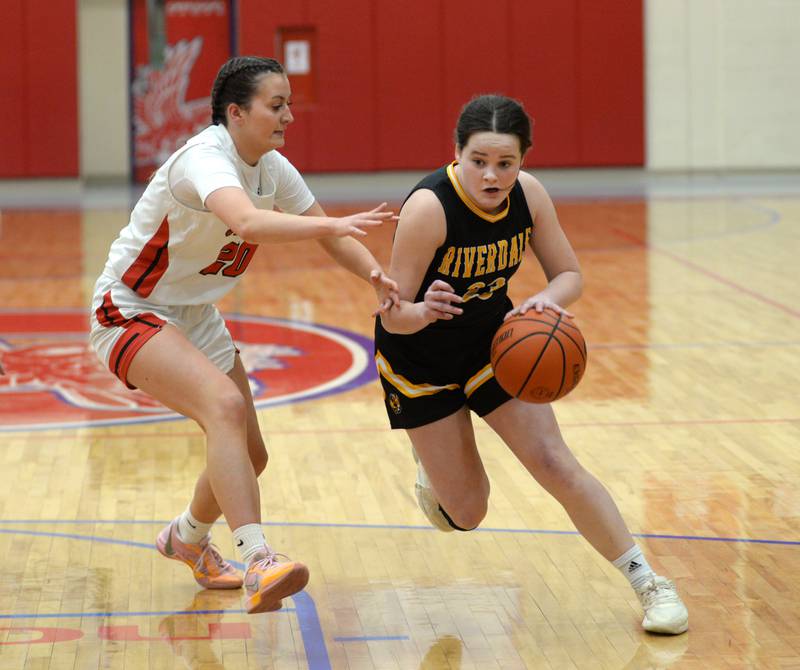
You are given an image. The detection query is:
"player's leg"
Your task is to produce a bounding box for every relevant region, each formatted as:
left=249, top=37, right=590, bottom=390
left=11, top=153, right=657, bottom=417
left=130, top=326, right=307, bottom=609
left=183, top=353, right=268, bottom=529
left=201, top=353, right=304, bottom=614
left=483, top=399, right=688, bottom=634
left=406, top=406, right=490, bottom=531
left=127, top=325, right=258, bottom=527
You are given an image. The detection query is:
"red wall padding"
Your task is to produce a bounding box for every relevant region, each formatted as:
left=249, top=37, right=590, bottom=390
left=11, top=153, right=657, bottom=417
left=0, top=0, right=78, bottom=177
left=0, top=1, right=642, bottom=177
left=239, top=0, right=644, bottom=171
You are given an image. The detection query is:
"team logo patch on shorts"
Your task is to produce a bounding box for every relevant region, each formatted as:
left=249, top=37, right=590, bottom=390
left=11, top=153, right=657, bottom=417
left=388, top=393, right=402, bottom=414
left=0, top=310, right=375, bottom=431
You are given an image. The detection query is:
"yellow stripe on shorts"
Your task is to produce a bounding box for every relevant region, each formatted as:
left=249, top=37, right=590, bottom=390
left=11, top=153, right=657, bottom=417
left=464, top=363, right=494, bottom=398
left=375, top=351, right=460, bottom=398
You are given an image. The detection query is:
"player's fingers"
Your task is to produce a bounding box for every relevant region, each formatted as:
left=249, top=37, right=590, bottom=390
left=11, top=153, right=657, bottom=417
left=428, top=300, right=462, bottom=315
left=426, top=291, right=461, bottom=308
left=428, top=279, right=458, bottom=294
left=372, top=298, right=394, bottom=316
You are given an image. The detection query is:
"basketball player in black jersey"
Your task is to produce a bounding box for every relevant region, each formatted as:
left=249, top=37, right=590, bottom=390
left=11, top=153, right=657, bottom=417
left=375, top=95, right=688, bottom=635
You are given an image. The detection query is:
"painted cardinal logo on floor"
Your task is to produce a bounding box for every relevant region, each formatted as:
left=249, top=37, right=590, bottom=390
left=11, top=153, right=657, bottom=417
left=0, top=310, right=375, bottom=431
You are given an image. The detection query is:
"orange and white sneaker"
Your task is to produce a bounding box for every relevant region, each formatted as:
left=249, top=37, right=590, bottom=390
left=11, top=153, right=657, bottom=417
left=156, top=519, right=243, bottom=590
left=243, top=549, right=309, bottom=614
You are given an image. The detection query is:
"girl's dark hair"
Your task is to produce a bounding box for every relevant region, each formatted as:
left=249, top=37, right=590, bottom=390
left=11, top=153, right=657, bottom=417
left=211, top=56, right=285, bottom=125
left=455, top=94, right=532, bottom=155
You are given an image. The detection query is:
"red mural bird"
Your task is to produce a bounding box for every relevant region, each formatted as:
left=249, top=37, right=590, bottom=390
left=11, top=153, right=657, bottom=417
left=133, top=37, right=211, bottom=169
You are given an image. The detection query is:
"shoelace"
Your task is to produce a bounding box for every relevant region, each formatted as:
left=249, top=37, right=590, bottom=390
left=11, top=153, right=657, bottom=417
left=195, top=542, right=229, bottom=574
left=640, top=578, right=679, bottom=607
left=251, top=548, right=291, bottom=568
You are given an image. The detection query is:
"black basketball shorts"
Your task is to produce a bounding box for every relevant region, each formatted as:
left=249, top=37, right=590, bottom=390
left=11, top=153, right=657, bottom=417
left=374, top=320, right=512, bottom=430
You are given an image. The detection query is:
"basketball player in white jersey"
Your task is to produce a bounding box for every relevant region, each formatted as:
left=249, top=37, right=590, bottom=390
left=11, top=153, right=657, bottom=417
left=376, top=95, right=688, bottom=634
left=90, top=56, right=399, bottom=613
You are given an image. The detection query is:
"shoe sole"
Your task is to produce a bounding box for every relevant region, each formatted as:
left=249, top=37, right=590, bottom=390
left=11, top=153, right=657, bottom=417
left=156, top=531, right=243, bottom=590
left=643, top=617, right=689, bottom=635
left=246, top=563, right=310, bottom=614
left=414, top=484, right=454, bottom=533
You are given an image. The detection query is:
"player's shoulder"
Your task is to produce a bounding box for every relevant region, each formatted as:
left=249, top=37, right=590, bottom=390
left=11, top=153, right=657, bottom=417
left=517, top=170, right=552, bottom=207
left=517, top=169, right=546, bottom=193
left=175, top=128, right=231, bottom=164
left=402, top=187, right=445, bottom=219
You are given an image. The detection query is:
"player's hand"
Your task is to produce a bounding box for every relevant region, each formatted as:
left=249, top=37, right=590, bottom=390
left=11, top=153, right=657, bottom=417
left=421, top=279, right=463, bottom=322
left=332, top=203, right=398, bottom=237
left=505, top=297, right=573, bottom=320
left=370, top=269, right=400, bottom=316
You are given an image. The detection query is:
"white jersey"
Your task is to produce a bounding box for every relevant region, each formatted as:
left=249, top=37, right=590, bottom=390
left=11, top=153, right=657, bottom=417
left=99, top=124, right=316, bottom=305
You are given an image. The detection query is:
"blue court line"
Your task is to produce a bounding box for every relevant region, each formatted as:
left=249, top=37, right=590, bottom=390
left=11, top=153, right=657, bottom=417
left=0, top=528, right=332, bottom=670
left=334, top=636, right=409, bottom=642
left=1, top=522, right=798, bottom=547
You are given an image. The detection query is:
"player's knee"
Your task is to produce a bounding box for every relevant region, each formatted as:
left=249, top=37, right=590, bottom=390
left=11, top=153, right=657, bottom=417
left=534, top=438, right=583, bottom=490
left=208, top=387, right=248, bottom=427
left=443, top=496, right=488, bottom=531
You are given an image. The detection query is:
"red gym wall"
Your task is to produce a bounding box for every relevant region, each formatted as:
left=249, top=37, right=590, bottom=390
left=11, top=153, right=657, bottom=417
left=0, top=0, right=79, bottom=177
left=0, top=0, right=642, bottom=177
left=239, top=0, right=644, bottom=171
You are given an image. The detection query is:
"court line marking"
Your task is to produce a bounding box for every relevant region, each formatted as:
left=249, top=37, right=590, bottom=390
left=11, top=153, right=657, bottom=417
left=0, top=529, right=332, bottom=670
left=3, top=416, right=797, bottom=443
left=609, top=218, right=800, bottom=319
left=1, top=522, right=797, bottom=547
left=0, top=608, right=263, bottom=620
left=334, top=636, right=410, bottom=642
left=0, top=312, right=376, bottom=433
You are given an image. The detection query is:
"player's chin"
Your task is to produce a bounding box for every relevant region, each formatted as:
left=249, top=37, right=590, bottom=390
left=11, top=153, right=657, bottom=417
left=478, top=191, right=506, bottom=208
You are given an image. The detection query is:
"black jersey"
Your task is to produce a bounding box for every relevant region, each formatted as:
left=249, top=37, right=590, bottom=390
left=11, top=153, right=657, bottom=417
left=373, top=163, right=532, bottom=428
left=394, top=162, right=533, bottom=332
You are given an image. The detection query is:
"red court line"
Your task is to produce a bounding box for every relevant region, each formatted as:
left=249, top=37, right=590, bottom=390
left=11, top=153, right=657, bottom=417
left=654, top=246, right=800, bottom=319
left=611, top=228, right=800, bottom=319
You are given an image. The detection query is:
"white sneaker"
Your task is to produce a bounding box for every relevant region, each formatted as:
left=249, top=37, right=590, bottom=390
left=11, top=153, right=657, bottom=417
left=636, top=576, right=689, bottom=634
left=412, top=448, right=453, bottom=533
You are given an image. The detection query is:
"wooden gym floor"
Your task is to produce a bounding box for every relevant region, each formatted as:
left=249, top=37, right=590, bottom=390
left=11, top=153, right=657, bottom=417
left=0, top=172, right=798, bottom=669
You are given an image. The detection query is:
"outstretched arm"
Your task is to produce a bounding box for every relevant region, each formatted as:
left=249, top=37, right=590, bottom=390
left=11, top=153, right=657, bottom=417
left=303, top=201, right=400, bottom=315
left=378, top=190, right=464, bottom=334
left=205, top=187, right=396, bottom=244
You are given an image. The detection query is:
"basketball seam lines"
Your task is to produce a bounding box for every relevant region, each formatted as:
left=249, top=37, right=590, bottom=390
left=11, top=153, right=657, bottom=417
left=513, top=314, right=560, bottom=397
left=552, top=326, right=587, bottom=363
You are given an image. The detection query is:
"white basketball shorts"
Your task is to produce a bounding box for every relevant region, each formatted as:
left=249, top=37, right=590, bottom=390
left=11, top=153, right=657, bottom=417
left=89, top=274, right=236, bottom=389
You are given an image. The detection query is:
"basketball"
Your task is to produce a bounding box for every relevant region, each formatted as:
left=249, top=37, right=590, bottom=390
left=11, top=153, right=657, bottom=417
left=490, top=310, right=587, bottom=403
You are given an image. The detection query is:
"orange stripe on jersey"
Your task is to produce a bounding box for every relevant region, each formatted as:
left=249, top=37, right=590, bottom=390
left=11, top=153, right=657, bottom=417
left=108, top=313, right=166, bottom=389
left=121, top=216, right=170, bottom=297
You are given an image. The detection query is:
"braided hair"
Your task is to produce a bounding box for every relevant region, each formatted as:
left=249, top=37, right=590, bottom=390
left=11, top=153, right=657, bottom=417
left=210, top=56, right=286, bottom=126
left=455, top=95, right=532, bottom=155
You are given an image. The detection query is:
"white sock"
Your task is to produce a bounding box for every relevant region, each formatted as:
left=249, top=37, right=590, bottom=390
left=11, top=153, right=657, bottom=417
left=177, top=506, right=214, bottom=545
left=232, top=523, right=268, bottom=565
left=612, top=545, right=655, bottom=592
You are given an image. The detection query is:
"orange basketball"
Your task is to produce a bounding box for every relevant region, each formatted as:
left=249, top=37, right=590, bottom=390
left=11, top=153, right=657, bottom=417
left=490, top=310, right=587, bottom=403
